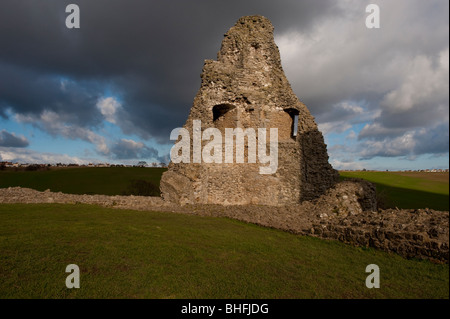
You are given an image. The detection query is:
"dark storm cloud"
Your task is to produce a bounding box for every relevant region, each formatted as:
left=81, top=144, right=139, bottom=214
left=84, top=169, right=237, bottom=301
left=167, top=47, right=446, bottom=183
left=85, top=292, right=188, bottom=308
left=0, top=106, right=7, bottom=119
left=0, top=0, right=339, bottom=143
left=413, top=123, right=449, bottom=156
left=0, top=130, right=29, bottom=148
left=0, top=62, right=103, bottom=127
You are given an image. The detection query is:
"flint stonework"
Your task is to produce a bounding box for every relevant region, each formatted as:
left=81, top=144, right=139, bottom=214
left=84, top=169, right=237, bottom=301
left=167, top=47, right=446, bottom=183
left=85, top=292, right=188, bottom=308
left=160, top=15, right=339, bottom=205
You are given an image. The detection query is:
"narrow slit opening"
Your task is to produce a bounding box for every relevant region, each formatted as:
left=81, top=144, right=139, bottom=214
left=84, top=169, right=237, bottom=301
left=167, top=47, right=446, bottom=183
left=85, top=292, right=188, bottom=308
left=292, top=114, right=299, bottom=137
left=284, top=108, right=300, bottom=139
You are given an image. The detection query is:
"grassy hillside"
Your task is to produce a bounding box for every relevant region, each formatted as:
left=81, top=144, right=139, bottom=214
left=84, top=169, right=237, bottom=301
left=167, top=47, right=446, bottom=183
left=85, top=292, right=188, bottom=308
left=339, top=171, right=449, bottom=211
left=0, top=203, right=448, bottom=299
left=0, top=167, right=167, bottom=196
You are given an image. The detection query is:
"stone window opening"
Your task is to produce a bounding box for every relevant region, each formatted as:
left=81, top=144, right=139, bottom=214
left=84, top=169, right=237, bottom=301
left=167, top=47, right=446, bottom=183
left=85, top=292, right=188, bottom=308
left=292, top=114, right=299, bottom=137
left=212, top=104, right=236, bottom=121
left=284, top=108, right=300, bottom=139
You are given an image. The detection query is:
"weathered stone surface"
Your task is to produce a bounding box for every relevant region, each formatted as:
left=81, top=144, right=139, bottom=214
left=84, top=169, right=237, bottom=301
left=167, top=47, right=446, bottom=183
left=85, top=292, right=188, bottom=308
left=0, top=186, right=167, bottom=209
left=160, top=15, right=339, bottom=206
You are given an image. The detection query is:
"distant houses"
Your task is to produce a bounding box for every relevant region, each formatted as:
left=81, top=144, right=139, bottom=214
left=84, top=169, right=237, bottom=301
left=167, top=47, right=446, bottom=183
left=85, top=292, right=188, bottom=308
left=0, top=161, right=168, bottom=168
left=339, top=168, right=449, bottom=173
left=0, top=161, right=446, bottom=172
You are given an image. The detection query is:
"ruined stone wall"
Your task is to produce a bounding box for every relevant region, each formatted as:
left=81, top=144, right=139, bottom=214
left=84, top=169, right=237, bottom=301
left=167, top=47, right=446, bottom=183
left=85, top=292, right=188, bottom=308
left=160, top=15, right=339, bottom=206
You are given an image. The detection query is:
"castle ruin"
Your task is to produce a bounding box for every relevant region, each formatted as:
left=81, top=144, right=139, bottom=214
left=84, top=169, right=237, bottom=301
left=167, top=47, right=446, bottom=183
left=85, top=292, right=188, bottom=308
left=160, top=15, right=339, bottom=205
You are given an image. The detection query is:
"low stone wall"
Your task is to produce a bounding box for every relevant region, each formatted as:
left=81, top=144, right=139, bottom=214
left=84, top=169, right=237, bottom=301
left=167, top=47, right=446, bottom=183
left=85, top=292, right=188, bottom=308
left=0, top=187, right=167, bottom=210
left=0, top=181, right=448, bottom=263
left=308, top=208, right=449, bottom=263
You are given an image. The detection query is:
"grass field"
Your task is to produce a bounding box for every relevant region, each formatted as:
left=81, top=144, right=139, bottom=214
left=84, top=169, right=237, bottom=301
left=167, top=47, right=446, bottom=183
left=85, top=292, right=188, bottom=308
left=0, top=168, right=448, bottom=298
left=0, top=167, right=166, bottom=195
left=0, top=203, right=448, bottom=299
left=339, top=171, right=449, bottom=211
left=1, top=168, right=448, bottom=211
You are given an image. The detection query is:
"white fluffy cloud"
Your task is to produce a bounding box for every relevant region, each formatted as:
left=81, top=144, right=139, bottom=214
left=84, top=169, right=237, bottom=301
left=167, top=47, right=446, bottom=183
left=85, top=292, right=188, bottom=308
left=16, top=111, right=110, bottom=155
left=330, top=158, right=366, bottom=171
left=0, top=147, right=89, bottom=164
left=97, top=97, right=121, bottom=124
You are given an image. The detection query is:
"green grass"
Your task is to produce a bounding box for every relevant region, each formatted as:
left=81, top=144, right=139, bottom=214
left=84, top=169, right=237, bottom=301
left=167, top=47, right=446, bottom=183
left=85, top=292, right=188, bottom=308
left=340, top=171, right=449, bottom=211
left=1, top=168, right=448, bottom=211
left=0, top=167, right=167, bottom=195
left=0, top=204, right=448, bottom=299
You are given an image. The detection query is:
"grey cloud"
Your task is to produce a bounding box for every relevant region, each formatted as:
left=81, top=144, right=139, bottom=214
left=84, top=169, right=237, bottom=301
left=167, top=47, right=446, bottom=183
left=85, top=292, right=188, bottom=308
left=316, top=101, right=380, bottom=135
left=358, top=47, right=448, bottom=149
left=275, top=0, right=448, bottom=162
left=358, top=123, right=449, bottom=160
left=0, top=130, right=29, bottom=148
left=413, top=123, right=449, bottom=156
left=278, top=1, right=448, bottom=120
left=358, top=123, right=406, bottom=141
left=375, top=49, right=449, bottom=131
left=109, top=139, right=161, bottom=161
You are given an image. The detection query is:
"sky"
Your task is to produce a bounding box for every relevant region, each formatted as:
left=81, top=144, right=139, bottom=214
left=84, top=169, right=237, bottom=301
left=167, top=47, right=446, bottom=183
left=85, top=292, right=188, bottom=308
left=0, top=0, right=448, bottom=170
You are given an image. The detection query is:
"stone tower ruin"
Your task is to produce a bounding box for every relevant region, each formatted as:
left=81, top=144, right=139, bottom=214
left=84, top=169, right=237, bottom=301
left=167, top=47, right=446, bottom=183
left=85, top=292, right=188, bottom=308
left=160, top=15, right=339, bottom=205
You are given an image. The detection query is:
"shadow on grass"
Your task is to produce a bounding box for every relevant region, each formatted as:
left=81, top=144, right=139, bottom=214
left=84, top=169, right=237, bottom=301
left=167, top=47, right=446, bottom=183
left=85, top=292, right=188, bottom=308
left=374, top=183, right=448, bottom=211
left=341, top=176, right=449, bottom=210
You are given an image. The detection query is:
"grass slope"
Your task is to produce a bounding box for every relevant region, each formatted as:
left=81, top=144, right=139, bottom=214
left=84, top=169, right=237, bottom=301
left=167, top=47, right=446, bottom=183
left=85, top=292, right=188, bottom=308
left=340, top=171, right=449, bottom=211
left=0, top=204, right=448, bottom=299
left=0, top=167, right=167, bottom=195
